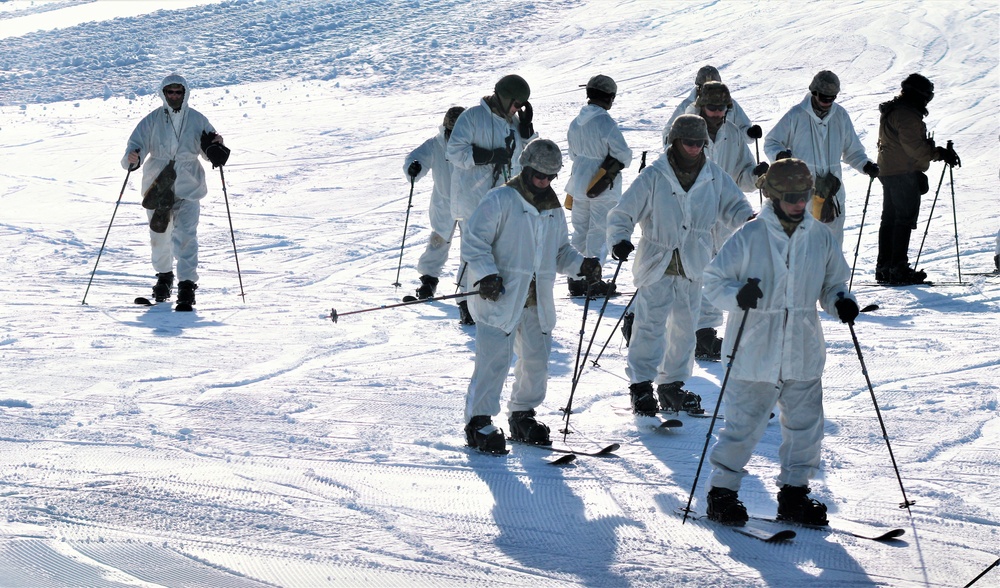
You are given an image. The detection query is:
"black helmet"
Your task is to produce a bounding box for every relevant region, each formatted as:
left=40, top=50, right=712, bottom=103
left=494, top=74, right=531, bottom=104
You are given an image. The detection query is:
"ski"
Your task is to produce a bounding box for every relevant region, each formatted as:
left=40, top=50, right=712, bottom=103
left=135, top=296, right=164, bottom=306
left=965, top=271, right=998, bottom=277
left=511, top=439, right=620, bottom=457
left=749, top=515, right=904, bottom=542
left=612, top=406, right=685, bottom=429
left=676, top=508, right=795, bottom=542
left=402, top=295, right=418, bottom=303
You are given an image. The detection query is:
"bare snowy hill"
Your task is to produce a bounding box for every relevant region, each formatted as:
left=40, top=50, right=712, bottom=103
left=1, top=1, right=998, bottom=586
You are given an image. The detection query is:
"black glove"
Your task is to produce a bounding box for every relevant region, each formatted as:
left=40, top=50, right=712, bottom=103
left=775, top=150, right=792, bottom=161
left=612, top=240, right=635, bottom=262
left=835, top=296, right=860, bottom=324
left=746, top=124, right=763, bottom=139
left=736, top=279, right=763, bottom=310
left=578, top=257, right=602, bottom=284
left=936, top=145, right=961, bottom=167
left=472, top=145, right=509, bottom=165
left=518, top=101, right=534, bottom=140
left=476, top=274, right=504, bottom=301
left=863, top=161, right=880, bottom=178
left=201, top=131, right=230, bottom=168
left=753, top=161, right=770, bottom=177
left=407, top=160, right=421, bottom=178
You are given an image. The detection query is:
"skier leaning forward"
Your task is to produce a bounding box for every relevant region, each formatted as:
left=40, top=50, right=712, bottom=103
left=461, top=139, right=600, bottom=454
left=701, top=158, right=860, bottom=526
left=607, top=114, right=754, bottom=419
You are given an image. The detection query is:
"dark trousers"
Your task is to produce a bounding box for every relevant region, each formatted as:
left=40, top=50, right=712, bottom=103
left=877, top=173, right=922, bottom=270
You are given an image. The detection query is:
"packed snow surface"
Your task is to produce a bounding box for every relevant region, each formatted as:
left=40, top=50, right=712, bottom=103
left=1, top=1, right=998, bottom=586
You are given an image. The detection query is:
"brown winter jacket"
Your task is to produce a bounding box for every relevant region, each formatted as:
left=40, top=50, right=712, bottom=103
left=876, top=96, right=939, bottom=176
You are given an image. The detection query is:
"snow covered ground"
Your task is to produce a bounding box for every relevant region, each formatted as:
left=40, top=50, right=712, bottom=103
left=1, top=0, right=998, bottom=586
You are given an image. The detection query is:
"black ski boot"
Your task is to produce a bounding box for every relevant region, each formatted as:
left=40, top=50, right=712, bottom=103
left=590, top=279, right=617, bottom=298
left=508, top=409, right=552, bottom=446
left=621, top=311, right=635, bottom=347
left=629, top=381, right=658, bottom=417
left=776, top=485, right=829, bottom=526
left=416, top=275, right=439, bottom=300
left=175, top=280, right=197, bottom=311
left=567, top=277, right=588, bottom=297
left=465, top=415, right=508, bottom=454
left=706, top=486, right=748, bottom=526
left=695, top=327, right=722, bottom=360
left=887, top=262, right=927, bottom=285
left=152, top=271, right=174, bottom=302
left=457, top=300, right=475, bottom=326
left=657, top=381, right=705, bottom=415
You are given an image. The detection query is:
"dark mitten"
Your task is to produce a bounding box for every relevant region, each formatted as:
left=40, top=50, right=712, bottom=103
left=835, top=297, right=860, bottom=324
left=611, top=240, right=634, bottom=262
left=945, top=145, right=961, bottom=167
left=753, top=162, right=769, bottom=177
left=775, top=150, right=792, bottom=161
left=863, top=161, right=879, bottom=178
left=472, top=145, right=508, bottom=165
left=201, top=131, right=230, bottom=168
left=407, top=160, right=422, bottom=178
left=476, top=274, right=504, bottom=301
left=747, top=124, right=763, bottom=139
left=736, top=279, right=763, bottom=310
left=518, top=101, right=534, bottom=139
left=578, top=257, right=602, bottom=284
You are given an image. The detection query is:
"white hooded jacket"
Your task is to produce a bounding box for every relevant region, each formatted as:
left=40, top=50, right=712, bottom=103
left=703, top=201, right=856, bottom=383
left=607, top=151, right=753, bottom=289
left=705, top=119, right=759, bottom=193
left=763, top=93, right=870, bottom=203
left=462, top=183, right=584, bottom=334
left=446, top=97, right=532, bottom=222
left=403, top=127, right=454, bottom=236
left=565, top=104, right=633, bottom=199
left=121, top=74, right=217, bottom=201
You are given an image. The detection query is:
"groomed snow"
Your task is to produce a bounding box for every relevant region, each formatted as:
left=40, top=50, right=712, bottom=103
left=1, top=1, right=998, bottom=586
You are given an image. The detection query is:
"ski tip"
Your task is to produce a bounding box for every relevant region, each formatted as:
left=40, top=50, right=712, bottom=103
left=402, top=295, right=418, bottom=303
left=549, top=454, right=577, bottom=465
left=660, top=419, right=684, bottom=429
left=134, top=297, right=153, bottom=306
left=601, top=443, right=621, bottom=454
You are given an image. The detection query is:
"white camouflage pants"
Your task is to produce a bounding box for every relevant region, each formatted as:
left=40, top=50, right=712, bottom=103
left=626, top=273, right=701, bottom=385
left=147, top=198, right=200, bottom=283
left=464, top=308, right=552, bottom=424
left=708, top=378, right=824, bottom=491
left=570, top=193, right=616, bottom=265
left=416, top=221, right=457, bottom=278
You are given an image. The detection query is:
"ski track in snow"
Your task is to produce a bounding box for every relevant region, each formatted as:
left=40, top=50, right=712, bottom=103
left=1, top=0, right=999, bottom=586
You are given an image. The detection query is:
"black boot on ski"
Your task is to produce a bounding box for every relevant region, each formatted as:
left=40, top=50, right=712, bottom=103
left=508, top=409, right=552, bottom=446
left=567, top=277, right=588, bottom=297
left=887, top=262, right=928, bottom=285
left=465, top=415, right=509, bottom=454
left=706, top=486, right=748, bottom=526
left=457, top=300, right=475, bottom=326
left=629, top=381, right=658, bottom=417
left=695, top=327, right=723, bottom=360
left=776, top=485, right=829, bottom=526
left=176, top=280, right=197, bottom=310
left=657, top=381, right=705, bottom=415
left=416, top=275, right=439, bottom=300
left=152, top=271, right=174, bottom=302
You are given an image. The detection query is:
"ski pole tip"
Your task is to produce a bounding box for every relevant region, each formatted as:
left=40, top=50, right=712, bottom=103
left=329, top=308, right=339, bottom=323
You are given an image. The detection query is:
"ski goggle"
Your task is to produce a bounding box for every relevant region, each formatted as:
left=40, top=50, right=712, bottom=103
left=812, top=92, right=836, bottom=104
left=776, top=189, right=812, bottom=205
left=703, top=104, right=726, bottom=113
left=532, top=171, right=557, bottom=181
left=681, top=138, right=707, bottom=149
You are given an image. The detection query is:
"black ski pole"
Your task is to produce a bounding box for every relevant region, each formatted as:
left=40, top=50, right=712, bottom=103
left=218, top=167, right=246, bottom=303
left=328, top=290, right=479, bottom=323
left=638, top=151, right=647, bottom=173
left=914, top=162, right=948, bottom=271
left=849, top=177, right=875, bottom=290
left=964, top=557, right=1000, bottom=588
left=754, top=137, right=763, bottom=206
left=841, top=292, right=915, bottom=514
left=681, top=278, right=758, bottom=525
left=591, top=289, right=638, bottom=367
left=573, top=258, right=625, bottom=372
left=392, top=176, right=416, bottom=288
left=947, top=151, right=963, bottom=283
left=82, top=152, right=139, bottom=305
left=560, top=281, right=594, bottom=441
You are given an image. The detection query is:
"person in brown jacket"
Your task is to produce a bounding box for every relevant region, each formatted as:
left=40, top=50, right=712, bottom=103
left=875, top=73, right=960, bottom=285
